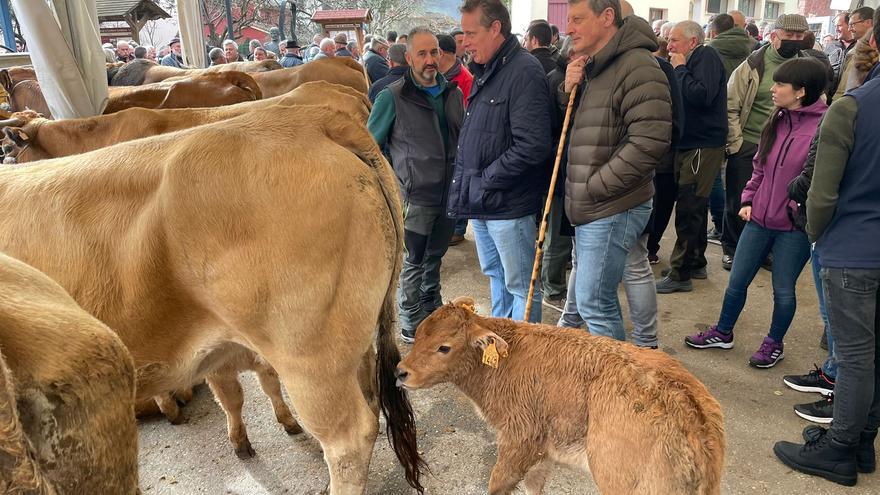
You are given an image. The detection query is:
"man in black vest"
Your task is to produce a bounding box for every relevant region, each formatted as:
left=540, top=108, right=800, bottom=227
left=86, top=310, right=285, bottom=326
left=367, top=27, right=465, bottom=343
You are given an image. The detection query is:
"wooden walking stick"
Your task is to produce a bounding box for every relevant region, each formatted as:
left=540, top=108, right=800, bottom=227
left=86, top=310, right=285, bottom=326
left=523, top=86, right=578, bottom=322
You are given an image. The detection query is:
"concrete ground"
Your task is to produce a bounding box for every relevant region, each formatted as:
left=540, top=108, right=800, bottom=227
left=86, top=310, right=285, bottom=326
left=138, top=231, right=879, bottom=494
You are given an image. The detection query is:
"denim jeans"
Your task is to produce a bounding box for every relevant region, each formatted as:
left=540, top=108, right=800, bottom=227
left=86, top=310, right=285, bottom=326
left=722, top=142, right=758, bottom=256
left=471, top=216, right=541, bottom=322
left=824, top=267, right=880, bottom=445
left=454, top=218, right=468, bottom=236
left=559, top=233, right=659, bottom=347
left=574, top=201, right=652, bottom=340
left=716, top=222, right=811, bottom=342
left=541, top=195, right=572, bottom=299
left=398, top=203, right=455, bottom=332
left=709, top=170, right=725, bottom=231
left=812, top=247, right=837, bottom=379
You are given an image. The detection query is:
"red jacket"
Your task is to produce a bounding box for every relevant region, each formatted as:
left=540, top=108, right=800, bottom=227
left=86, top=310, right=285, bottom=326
left=445, top=60, right=473, bottom=107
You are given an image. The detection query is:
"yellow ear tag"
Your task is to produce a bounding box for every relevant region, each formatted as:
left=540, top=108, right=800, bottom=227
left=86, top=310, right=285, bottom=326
left=482, top=338, right=500, bottom=368
left=462, top=302, right=476, bottom=313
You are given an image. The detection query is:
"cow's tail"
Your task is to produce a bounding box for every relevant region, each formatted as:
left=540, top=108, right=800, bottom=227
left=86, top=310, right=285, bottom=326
left=368, top=141, right=426, bottom=493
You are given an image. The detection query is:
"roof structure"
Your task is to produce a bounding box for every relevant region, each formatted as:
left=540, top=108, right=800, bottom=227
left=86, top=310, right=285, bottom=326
left=96, top=0, right=170, bottom=22
left=311, top=9, right=372, bottom=24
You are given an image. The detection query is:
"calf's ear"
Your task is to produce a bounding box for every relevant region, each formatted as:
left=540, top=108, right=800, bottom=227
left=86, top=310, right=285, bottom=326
left=468, top=323, right=509, bottom=358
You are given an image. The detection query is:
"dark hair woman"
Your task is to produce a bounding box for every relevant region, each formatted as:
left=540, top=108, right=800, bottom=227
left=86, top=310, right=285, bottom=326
left=686, top=58, right=829, bottom=368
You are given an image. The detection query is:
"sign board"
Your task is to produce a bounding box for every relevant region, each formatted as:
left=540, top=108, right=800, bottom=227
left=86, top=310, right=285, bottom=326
left=829, top=0, right=852, bottom=10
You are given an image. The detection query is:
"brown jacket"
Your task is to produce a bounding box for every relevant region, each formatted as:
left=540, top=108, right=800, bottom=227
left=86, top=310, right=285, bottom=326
left=562, top=16, right=672, bottom=225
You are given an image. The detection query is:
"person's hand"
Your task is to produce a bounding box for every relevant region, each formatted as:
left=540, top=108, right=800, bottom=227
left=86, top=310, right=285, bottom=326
left=564, top=56, right=587, bottom=93
left=739, top=206, right=752, bottom=222
left=670, top=52, right=686, bottom=68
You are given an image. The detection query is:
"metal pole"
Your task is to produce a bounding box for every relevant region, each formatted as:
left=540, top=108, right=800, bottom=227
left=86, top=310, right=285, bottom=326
left=0, top=0, right=17, bottom=50
left=224, top=0, right=234, bottom=40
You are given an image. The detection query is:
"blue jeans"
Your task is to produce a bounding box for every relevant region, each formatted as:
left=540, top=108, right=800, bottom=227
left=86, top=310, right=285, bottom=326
left=471, top=216, right=541, bottom=322
left=717, top=222, right=811, bottom=342
left=574, top=201, right=652, bottom=340
left=454, top=218, right=468, bottom=236
left=813, top=247, right=837, bottom=379
left=709, top=170, right=725, bottom=231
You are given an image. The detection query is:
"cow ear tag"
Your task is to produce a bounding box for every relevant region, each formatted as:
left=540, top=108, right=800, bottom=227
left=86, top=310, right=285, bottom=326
left=482, top=338, right=501, bottom=368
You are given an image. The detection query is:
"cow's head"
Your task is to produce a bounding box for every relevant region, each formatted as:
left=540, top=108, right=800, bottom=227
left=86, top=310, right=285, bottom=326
left=396, top=296, right=509, bottom=390
left=0, top=111, right=43, bottom=164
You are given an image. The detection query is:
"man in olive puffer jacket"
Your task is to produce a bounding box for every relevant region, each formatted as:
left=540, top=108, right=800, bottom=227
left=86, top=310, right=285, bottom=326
left=560, top=0, right=672, bottom=341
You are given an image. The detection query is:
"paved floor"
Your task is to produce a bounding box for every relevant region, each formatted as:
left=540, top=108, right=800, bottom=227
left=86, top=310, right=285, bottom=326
left=138, top=230, right=879, bottom=494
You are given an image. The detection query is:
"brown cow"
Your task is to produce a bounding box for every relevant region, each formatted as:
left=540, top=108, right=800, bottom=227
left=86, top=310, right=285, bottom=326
left=0, top=252, right=138, bottom=494
left=397, top=297, right=725, bottom=495
left=251, top=56, right=368, bottom=97
left=110, top=58, right=282, bottom=86
left=1, top=81, right=368, bottom=163
left=0, top=102, right=423, bottom=493
left=1, top=71, right=262, bottom=119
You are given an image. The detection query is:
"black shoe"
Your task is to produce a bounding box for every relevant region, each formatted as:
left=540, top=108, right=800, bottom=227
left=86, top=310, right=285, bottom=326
left=399, top=328, right=415, bottom=344
left=762, top=254, right=773, bottom=271
left=784, top=365, right=835, bottom=396
left=707, top=227, right=722, bottom=241
left=795, top=394, right=834, bottom=424
left=648, top=253, right=660, bottom=265
left=774, top=429, right=858, bottom=486
left=803, top=427, right=877, bottom=474
left=820, top=330, right=829, bottom=351
left=721, top=254, right=733, bottom=271
left=660, top=267, right=706, bottom=279
left=655, top=275, right=693, bottom=294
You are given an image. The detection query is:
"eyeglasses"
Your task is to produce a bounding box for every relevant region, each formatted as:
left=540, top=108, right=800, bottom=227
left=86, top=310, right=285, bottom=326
left=848, top=19, right=866, bottom=28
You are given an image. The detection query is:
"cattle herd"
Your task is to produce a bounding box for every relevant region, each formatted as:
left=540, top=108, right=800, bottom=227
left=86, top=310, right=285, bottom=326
left=0, top=56, right=725, bottom=494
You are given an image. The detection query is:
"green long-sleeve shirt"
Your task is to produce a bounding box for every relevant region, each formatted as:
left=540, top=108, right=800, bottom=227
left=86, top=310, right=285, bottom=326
left=742, top=46, right=786, bottom=145
left=367, top=72, right=449, bottom=148
left=806, top=95, right=857, bottom=242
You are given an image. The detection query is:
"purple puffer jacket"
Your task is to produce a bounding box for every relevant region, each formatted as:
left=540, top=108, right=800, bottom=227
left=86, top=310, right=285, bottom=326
left=741, top=99, right=827, bottom=231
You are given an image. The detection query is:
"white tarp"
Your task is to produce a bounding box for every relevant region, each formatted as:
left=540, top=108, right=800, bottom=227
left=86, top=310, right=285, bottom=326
left=177, top=0, right=205, bottom=68
left=10, top=0, right=107, bottom=118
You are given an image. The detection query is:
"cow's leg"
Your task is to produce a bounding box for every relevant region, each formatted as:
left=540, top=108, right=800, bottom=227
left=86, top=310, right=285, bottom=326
left=488, top=438, right=541, bottom=495
left=275, top=361, right=378, bottom=495
left=522, top=460, right=552, bottom=495
left=357, top=348, right=379, bottom=417
left=253, top=359, right=302, bottom=435
left=154, top=393, right=184, bottom=424
left=205, top=371, right=254, bottom=458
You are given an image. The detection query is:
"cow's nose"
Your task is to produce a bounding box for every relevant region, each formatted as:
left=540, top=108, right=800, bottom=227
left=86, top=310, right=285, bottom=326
left=395, top=367, right=408, bottom=382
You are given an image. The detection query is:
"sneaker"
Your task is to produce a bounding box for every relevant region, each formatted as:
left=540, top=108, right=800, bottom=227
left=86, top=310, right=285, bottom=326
left=648, top=253, right=660, bottom=265
left=795, top=394, right=834, bottom=424
left=685, top=325, right=734, bottom=349
left=448, top=234, right=465, bottom=246
left=399, top=328, right=415, bottom=344
left=542, top=294, right=566, bottom=312
left=661, top=267, right=706, bottom=280
left=773, top=428, right=858, bottom=486
left=721, top=254, right=733, bottom=271
left=783, top=365, right=835, bottom=396
left=655, top=275, right=693, bottom=294
left=749, top=336, right=784, bottom=368
left=707, top=228, right=722, bottom=242
left=803, top=427, right=877, bottom=474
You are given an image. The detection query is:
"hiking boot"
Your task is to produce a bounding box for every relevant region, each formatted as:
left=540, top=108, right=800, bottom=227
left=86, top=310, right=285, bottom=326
left=774, top=428, right=858, bottom=486
left=721, top=254, right=733, bottom=271
left=803, top=427, right=877, bottom=473
left=448, top=234, right=465, bottom=246
left=795, top=394, right=834, bottom=424
left=749, top=336, right=784, bottom=368
left=784, top=365, right=835, bottom=396
left=685, top=325, right=734, bottom=349
left=661, top=267, right=707, bottom=279
left=399, top=328, right=415, bottom=344
left=655, top=275, right=693, bottom=294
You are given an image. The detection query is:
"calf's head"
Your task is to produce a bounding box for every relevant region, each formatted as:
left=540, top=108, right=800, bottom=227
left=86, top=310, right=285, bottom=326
left=396, top=296, right=509, bottom=390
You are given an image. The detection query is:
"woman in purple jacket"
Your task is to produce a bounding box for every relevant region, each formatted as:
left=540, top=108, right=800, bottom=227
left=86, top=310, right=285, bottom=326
left=685, top=58, right=829, bottom=368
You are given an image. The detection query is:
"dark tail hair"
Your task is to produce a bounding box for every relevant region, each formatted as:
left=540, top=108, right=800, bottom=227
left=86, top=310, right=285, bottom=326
left=376, top=289, right=427, bottom=493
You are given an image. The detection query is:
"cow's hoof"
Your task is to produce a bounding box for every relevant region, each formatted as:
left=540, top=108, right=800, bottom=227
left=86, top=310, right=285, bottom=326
left=174, top=387, right=194, bottom=405
left=284, top=422, right=304, bottom=435
left=234, top=440, right=256, bottom=459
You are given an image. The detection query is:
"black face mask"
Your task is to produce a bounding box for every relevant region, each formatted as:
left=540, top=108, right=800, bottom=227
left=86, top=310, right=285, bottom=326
left=778, top=39, right=802, bottom=58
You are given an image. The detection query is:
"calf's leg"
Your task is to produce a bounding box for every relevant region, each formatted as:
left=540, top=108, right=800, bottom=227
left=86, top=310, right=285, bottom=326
left=206, top=371, right=254, bottom=458
left=155, top=392, right=184, bottom=424
left=488, top=439, right=542, bottom=495
left=253, top=358, right=302, bottom=435
left=522, top=460, right=552, bottom=495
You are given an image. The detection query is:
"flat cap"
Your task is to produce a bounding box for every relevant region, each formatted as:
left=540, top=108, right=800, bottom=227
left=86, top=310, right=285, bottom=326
left=334, top=33, right=348, bottom=44
left=774, top=14, right=809, bottom=32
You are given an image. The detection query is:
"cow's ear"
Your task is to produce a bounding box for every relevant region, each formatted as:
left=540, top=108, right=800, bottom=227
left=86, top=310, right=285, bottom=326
left=451, top=296, right=477, bottom=313
left=3, top=127, right=28, bottom=146
left=469, top=323, right=509, bottom=360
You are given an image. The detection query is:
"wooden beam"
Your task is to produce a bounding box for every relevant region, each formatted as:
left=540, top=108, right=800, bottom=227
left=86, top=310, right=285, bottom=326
left=123, top=13, right=141, bottom=43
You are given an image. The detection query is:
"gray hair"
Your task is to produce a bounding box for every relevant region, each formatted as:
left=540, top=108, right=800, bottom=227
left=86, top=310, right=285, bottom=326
left=406, top=27, right=436, bottom=51
left=209, top=47, right=225, bottom=62
left=116, top=40, right=130, bottom=49
left=222, top=39, right=238, bottom=50
left=675, top=20, right=705, bottom=44
left=660, top=21, right=675, bottom=38
left=319, top=38, right=335, bottom=50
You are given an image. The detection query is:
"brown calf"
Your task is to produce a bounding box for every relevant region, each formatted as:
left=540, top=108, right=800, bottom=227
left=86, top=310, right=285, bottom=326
left=0, top=252, right=138, bottom=494
left=397, top=297, right=725, bottom=495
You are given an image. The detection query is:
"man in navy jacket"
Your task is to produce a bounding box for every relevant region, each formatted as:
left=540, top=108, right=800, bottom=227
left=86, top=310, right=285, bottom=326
left=447, top=0, right=552, bottom=322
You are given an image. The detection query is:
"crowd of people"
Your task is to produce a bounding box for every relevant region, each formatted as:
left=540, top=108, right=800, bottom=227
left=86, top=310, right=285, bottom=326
left=362, top=0, right=880, bottom=488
